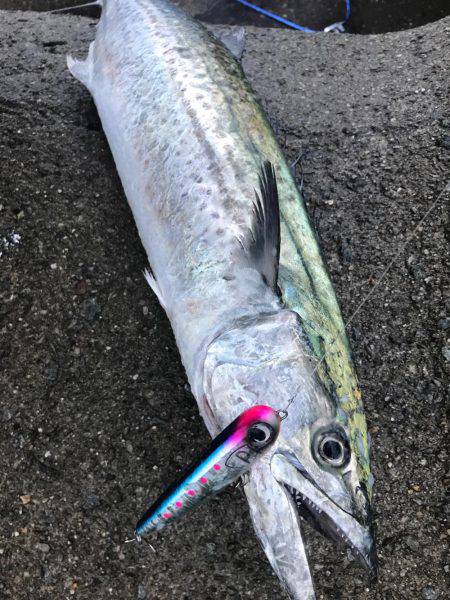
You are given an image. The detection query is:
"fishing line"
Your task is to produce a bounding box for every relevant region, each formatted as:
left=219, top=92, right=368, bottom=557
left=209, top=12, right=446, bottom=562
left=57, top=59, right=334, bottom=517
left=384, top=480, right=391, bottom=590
left=50, top=0, right=350, bottom=33
left=232, top=0, right=351, bottom=33
left=279, top=181, right=449, bottom=416
left=342, top=186, right=448, bottom=329
left=290, top=148, right=313, bottom=193
left=48, top=1, right=101, bottom=13
left=311, top=183, right=449, bottom=379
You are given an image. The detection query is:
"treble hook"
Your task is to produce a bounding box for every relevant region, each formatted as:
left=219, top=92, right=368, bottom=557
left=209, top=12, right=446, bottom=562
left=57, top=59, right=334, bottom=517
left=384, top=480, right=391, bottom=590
left=125, top=535, right=156, bottom=553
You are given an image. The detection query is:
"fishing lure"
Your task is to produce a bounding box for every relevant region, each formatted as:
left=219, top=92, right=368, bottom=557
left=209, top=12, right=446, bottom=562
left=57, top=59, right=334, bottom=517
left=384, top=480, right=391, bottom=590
left=135, top=405, right=280, bottom=537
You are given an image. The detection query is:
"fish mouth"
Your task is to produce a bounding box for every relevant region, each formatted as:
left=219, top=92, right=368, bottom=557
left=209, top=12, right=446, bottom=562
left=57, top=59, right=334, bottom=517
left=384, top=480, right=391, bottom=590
left=272, top=453, right=377, bottom=578
left=285, top=484, right=377, bottom=576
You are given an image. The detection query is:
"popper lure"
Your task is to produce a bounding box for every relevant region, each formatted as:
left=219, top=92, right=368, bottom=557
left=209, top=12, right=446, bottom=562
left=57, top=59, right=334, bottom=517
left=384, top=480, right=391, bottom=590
left=135, top=406, right=280, bottom=537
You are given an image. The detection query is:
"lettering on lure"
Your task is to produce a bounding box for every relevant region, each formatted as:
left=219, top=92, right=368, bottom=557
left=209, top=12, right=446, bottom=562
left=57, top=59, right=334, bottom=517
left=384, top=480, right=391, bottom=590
left=134, top=405, right=280, bottom=539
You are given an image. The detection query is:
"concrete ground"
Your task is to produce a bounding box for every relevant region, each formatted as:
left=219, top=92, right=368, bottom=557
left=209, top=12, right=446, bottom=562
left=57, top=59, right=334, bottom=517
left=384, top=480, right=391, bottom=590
left=0, top=6, right=448, bottom=600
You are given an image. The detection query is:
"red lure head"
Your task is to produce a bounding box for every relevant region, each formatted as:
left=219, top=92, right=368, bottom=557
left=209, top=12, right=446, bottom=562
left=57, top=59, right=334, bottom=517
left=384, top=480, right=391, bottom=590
left=234, top=405, right=281, bottom=451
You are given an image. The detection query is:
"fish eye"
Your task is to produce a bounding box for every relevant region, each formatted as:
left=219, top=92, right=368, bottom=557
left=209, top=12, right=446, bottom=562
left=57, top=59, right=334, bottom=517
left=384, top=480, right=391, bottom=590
left=247, top=422, right=275, bottom=450
left=314, top=430, right=350, bottom=468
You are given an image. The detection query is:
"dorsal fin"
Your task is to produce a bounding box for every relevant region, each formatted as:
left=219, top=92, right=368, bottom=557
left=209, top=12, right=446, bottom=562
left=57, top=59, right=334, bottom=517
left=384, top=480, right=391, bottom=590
left=244, top=161, right=280, bottom=292
left=215, top=27, right=246, bottom=61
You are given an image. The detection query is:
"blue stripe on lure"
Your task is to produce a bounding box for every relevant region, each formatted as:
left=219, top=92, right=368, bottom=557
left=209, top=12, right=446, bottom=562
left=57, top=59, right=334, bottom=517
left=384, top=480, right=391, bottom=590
left=135, top=405, right=280, bottom=537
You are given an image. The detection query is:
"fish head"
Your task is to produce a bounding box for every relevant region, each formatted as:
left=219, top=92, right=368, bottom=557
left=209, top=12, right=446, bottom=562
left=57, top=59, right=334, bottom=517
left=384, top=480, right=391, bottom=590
left=202, top=308, right=375, bottom=598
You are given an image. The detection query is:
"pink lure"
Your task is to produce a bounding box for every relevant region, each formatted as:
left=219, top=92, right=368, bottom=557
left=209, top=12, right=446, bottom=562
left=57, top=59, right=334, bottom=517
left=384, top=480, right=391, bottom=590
left=135, top=405, right=280, bottom=537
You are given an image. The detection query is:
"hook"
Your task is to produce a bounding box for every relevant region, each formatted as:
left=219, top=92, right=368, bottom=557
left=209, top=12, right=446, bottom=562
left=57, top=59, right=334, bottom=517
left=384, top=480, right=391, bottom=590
left=124, top=534, right=156, bottom=553
left=124, top=534, right=141, bottom=544
left=277, top=409, right=288, bottom=421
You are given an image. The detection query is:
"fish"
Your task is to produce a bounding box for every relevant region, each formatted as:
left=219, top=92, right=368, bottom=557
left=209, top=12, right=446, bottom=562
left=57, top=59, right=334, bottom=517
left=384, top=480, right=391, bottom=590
left=136, top=405, right=280, bottom=536
left=67, top=0, right=376, bottom=597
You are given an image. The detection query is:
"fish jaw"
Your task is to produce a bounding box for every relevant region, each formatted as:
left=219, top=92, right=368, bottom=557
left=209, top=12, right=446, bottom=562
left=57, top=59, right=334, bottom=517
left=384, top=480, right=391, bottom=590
left=271, top=451, right=376, bottom=577
left=245, top=457, right=316, bottom=600
left=245, top=452, right=376, bottom=600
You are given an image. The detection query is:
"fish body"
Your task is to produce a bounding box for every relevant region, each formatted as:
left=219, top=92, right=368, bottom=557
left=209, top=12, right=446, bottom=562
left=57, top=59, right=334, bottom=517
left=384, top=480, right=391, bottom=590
left=68, top=1, right=375, bottom=597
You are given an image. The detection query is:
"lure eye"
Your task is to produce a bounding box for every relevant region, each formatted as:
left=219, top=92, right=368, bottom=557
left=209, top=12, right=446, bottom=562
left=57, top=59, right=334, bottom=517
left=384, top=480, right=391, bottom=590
left=247, top=422, right=276, bottom=450
left=314, top=430, right=350, bottom=468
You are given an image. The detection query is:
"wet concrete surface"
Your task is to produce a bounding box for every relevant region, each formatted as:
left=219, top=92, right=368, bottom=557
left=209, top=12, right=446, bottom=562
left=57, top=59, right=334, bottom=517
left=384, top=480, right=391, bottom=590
left=0, top=6, right=449, bottom=600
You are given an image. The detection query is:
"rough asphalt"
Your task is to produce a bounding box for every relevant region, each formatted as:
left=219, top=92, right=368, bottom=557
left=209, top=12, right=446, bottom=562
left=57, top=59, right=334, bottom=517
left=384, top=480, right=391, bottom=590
left=0, top=8, right=448, bottom=600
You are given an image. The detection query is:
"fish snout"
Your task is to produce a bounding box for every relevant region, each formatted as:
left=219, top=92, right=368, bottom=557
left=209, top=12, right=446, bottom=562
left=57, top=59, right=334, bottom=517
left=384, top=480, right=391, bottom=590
left=270, top=451, right=377, bottom=578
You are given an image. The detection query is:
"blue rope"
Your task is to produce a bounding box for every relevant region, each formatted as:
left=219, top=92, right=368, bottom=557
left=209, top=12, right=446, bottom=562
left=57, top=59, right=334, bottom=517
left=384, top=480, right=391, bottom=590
left=232, top=0, right=351, bottom=33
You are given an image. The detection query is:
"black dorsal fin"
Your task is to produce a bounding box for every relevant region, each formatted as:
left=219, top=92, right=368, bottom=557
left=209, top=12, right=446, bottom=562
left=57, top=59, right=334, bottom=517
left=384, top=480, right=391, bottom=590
left=244, top=161, right=280, bottom=292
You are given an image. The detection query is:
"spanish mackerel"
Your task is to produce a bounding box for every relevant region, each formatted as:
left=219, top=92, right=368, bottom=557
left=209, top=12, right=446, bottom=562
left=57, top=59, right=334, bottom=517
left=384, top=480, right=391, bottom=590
left=68, top=0, right=376, bottom=597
